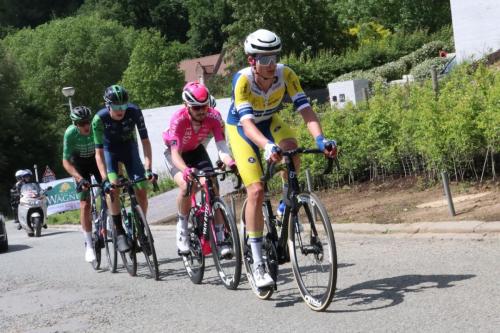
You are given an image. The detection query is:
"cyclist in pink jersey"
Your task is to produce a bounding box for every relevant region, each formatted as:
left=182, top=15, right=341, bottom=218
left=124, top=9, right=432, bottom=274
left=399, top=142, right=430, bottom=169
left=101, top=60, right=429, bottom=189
left=163, top=82, right=237, bottom=255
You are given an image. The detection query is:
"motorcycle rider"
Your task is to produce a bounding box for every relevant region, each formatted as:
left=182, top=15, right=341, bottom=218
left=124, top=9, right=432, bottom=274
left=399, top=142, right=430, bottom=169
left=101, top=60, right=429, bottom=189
left=62, top=106, right=102, bottom=263
left=10, top=170, right=27, bottom=229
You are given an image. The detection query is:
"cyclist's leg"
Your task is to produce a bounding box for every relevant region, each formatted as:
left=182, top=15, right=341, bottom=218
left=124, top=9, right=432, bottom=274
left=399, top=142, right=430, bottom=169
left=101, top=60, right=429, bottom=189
left=73, top=161, right=95, bottom=261
left=227, top=123, right=273, bottom=287
left=122, top=143, right=148, bottom=215
left=104, top=150, right=130, bottom=252
left=269, top=115, right=298, bottom=207
left=165, top=147, right=193, bottom=254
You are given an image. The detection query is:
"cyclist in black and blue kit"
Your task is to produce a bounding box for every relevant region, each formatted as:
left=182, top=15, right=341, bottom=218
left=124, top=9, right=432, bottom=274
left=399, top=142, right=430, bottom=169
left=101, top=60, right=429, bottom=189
left=92, top=85, right=153, bottom=253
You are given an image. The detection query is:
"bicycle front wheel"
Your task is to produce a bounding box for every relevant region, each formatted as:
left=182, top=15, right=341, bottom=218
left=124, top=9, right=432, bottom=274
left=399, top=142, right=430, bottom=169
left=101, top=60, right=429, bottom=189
left=288, top=192, right=337, bottom=311
left=119, top=214, right=137, bottom=276
left=181, top=208, right=205, bottom=284
left=135, top=206, right=160, bottom=280
left=209, top=198, right=241, bottom=290
left=103, top=214, right=117, bottom=273
left=91, top=230, right=102, bottom=270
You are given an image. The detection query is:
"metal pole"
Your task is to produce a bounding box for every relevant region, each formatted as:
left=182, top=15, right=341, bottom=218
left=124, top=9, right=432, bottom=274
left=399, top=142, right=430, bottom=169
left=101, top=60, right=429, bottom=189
left=68, top=96, right=73, bottom=112
left=441, top=171, right=456, bottom=216
left=431, top=65, right=439, bottom=97
left=34, top=164, right=39, bottom=182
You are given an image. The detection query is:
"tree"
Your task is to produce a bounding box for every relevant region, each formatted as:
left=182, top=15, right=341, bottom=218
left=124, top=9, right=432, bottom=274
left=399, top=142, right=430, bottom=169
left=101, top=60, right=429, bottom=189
left=2, top=14, right=138, bottom=181
left=186, top=0, right=233, bottom=55
left=0, top=0, right=83, bottom=28
left=0, top=43, right=59, bottom=212
left=79, top=0, right=190, bottom=43
left=334, top=0, right=451, bottom=33
left=223, top=0, right=347, bottom=68
left=3, top=14, right=138, bottom=115
left=122, top=30, right=197, bottom=108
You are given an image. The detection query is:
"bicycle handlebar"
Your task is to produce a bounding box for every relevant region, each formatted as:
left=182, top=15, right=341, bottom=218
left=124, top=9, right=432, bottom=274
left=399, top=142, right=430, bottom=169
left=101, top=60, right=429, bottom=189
left=260, top=147, right=340, bottom=182
left=184, top=167, right=241, bottom=197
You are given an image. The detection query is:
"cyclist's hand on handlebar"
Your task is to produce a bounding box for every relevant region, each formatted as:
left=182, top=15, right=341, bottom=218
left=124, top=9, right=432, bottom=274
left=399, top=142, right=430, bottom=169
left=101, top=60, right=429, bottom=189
left=182, top=167, right=197, bottom=182
left=228, top=160, right=239, bottom=175
left=264, top=141, right=282, bottom=162
left=76, top=179, right=90, bottom=192
left=315, top=135, right=338, bottom=158
left=145, top=168, right=154, bottom=181
left=101, top=179, right=113, bottom=194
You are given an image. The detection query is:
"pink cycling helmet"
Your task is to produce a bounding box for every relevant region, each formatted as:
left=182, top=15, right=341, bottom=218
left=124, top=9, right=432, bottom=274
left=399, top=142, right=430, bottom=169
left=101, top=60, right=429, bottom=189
left=182, top=82, right=210, bottom=107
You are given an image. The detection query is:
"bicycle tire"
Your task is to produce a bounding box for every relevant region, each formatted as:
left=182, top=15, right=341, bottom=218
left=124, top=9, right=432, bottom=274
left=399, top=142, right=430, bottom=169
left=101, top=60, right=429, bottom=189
left=134, top=206, right=160, bottom=280
left=209, top=198, right=241, bottom=290
left=240, top=199, right=274, bottom=300
left=103, top=214, right=116, bottom=273
left=181, top=207, right=205, bottom=284
left=288, top=192, right=337, bottom=311
left=119, top=213, right=137, bottom=276
left=92, top=230, right=102, bottom=270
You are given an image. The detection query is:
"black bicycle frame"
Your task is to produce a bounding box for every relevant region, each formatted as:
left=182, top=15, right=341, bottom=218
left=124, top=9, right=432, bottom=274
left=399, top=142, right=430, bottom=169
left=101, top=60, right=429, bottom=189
left=261, top=148, right=335, bottom=264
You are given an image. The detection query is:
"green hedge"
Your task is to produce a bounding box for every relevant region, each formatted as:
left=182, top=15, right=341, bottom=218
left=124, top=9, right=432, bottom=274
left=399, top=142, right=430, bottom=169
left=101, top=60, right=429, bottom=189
left=281, top=62, right=500, bottom=188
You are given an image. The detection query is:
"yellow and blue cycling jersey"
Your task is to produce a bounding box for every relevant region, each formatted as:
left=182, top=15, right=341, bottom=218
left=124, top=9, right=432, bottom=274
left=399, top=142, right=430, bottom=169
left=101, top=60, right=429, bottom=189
left=227, top=64, right=310, bottom=186
left=226, top=64, right=310, bottom=125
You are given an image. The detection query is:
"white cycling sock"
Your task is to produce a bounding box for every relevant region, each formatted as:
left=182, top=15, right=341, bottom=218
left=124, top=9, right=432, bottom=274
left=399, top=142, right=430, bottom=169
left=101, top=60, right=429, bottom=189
left=249, top=236, right=263, bottom=267
left=177, top=214, right=188, bottom=234
left=83, top=231, right=93, bottom=247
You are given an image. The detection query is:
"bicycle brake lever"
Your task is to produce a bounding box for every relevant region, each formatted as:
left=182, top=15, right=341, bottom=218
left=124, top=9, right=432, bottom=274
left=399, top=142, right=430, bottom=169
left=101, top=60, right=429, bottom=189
left=260, top=162, right=276, bottom=182
left=323, top=158, right=333, bottom=175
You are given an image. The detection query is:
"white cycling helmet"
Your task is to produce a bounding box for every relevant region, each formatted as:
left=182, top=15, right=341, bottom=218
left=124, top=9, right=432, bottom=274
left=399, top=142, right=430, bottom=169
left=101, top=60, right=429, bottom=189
left=23, top=169, right=33, bottom=176
left=244, top=29, right=282, bottom=55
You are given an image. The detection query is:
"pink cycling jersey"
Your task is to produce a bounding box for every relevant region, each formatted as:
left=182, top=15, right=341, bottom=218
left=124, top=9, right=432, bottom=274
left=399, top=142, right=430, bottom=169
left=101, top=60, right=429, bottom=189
left=162, top=107, right=226, bottom=152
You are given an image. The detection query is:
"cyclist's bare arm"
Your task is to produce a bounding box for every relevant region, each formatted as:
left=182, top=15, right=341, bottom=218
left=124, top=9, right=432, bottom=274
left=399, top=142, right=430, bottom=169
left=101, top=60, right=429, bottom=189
left=240, top=118, right=270, bottom=149
left=62, top=159, right=84, bottom=182
left=95, top=147, right=108, bottom=181
left=299, top=105, right=323, bottom=139
left=141, top=138, right=152, bottom=171
left=171, top=147, right=189, bottom=172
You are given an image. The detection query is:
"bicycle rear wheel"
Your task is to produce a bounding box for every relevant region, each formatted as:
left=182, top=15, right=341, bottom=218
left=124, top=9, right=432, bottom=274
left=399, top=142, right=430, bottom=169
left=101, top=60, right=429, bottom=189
left=181, top=208, right=205, bottom=284
left=209, top=198, right=241, bottom=290
left=240, top=199, right=275, bottom=300
left=288, top=192, right=337, bottom=311
left=135, top=206, right=160, bottom=280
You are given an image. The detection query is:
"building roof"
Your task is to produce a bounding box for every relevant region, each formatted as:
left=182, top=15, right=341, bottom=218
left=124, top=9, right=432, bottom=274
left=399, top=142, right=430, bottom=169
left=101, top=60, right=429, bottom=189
left=179, top=53, right=228, bottom=83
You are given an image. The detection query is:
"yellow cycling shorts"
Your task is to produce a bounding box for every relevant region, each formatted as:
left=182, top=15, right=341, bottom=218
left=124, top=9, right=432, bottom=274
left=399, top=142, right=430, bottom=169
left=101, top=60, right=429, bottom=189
left=227, top=114, right=296, bottom=186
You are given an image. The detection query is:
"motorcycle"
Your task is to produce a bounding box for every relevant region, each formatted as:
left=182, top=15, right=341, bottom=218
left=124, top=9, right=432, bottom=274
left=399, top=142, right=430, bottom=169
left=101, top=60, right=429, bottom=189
left=17, top=182, right=51, bottom=237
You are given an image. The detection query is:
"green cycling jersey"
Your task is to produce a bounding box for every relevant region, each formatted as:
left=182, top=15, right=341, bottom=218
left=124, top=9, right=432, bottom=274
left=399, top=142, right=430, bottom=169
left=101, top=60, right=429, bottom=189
left=62, top=124, right=95, bottom=161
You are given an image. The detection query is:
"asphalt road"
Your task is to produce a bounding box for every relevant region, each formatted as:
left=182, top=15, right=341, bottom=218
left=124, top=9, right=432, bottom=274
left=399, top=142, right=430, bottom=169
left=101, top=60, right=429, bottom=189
left=1, top=221, right=499, bottom=332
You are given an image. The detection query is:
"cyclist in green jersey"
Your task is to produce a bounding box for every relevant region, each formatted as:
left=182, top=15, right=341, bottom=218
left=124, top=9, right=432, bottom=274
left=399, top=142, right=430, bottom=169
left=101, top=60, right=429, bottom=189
left=62, top=106, right=102, bottom=263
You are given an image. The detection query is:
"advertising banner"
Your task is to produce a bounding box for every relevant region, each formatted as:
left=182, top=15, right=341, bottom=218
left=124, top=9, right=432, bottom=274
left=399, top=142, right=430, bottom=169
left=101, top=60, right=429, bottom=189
left=40, top=178, right=79, bottom=215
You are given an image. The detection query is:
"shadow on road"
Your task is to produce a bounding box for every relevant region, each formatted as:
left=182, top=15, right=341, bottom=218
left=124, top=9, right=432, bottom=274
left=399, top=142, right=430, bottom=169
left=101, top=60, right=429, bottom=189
left=329, top=274, right=476, bottom=313
left=40, top=230, right=74, bottom=237
left=4, top=244, right=31, bottom=253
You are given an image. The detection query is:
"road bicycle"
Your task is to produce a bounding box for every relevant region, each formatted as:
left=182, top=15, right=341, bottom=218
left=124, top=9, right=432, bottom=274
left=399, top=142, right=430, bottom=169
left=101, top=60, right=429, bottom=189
left=240, top=146, right=338, bottom=311
left=181, top=166, right=242, bottom=290
left=112, top=176, right=160, bottom=280
left=89, top=183, right=116, bottom=271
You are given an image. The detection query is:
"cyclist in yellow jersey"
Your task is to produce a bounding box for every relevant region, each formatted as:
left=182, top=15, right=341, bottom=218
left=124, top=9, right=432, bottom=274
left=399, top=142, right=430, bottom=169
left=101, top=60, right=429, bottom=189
left=227, top=29, right=337, bottom=288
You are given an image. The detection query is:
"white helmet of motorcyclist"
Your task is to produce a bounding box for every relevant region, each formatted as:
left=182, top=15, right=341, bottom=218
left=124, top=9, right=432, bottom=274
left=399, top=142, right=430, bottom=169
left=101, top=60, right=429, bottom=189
left=15, top=169, right=25, bottom=181
left=21, top=169, right=33, bottom=182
